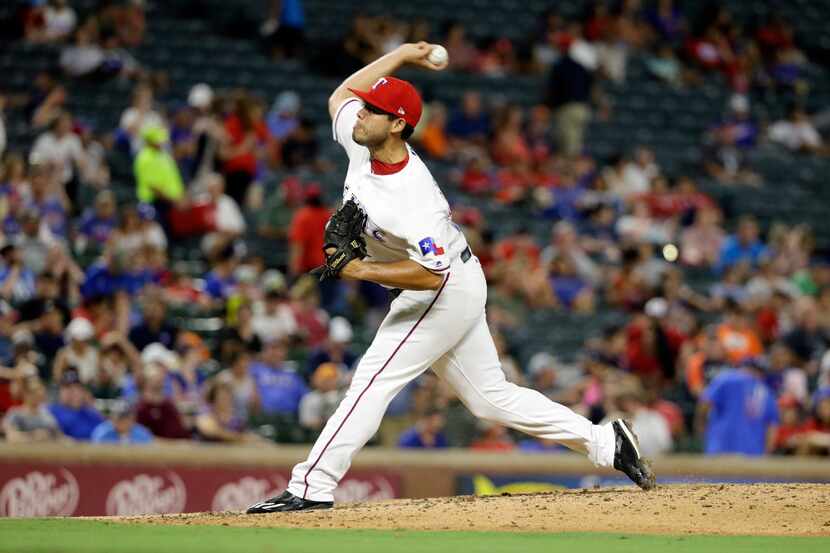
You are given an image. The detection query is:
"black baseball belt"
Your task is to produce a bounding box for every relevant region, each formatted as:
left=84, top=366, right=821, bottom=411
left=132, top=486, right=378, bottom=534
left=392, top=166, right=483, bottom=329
left=389, top=246, right=472, bottom=300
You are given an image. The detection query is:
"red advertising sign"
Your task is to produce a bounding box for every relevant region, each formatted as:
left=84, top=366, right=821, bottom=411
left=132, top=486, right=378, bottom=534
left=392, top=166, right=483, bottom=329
left=0, top=462, right=401, bottom=517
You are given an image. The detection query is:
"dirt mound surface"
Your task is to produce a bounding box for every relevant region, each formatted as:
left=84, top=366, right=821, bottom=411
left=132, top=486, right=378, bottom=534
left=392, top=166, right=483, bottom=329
left=110, top=484, right=830, bottom=536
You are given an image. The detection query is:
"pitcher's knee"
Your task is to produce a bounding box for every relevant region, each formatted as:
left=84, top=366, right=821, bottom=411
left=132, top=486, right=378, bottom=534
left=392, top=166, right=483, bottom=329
left=466, top=400, right=496, bottom=420
left=466, top=389, right=519, bottom=421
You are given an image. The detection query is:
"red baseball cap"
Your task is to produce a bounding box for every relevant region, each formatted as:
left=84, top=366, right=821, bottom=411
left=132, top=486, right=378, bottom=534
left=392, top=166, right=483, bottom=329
left=349, top=76, right=422, bottom=128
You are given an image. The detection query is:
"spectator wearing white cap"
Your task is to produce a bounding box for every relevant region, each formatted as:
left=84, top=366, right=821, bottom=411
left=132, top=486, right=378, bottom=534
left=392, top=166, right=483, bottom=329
left=142, top=340, right=202, bottom=402
left=190, top=84, right=226, bottom=183
left=305, top=317, right=358, bottom=380
left=52, top=317, right=98, bottom=385
left=188, top=84, right=214, bottom=112
left=251, top=270, right=298, bottom=344
left=43, top=0, right=78, bottom=43
left=117, top=341, right=190, bottom=403
left=140, top=342, right=180, bottom=373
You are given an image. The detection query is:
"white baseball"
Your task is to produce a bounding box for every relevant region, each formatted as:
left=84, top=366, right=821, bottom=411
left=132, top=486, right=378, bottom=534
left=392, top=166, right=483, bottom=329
left=427, top=45, right=448, bottom=66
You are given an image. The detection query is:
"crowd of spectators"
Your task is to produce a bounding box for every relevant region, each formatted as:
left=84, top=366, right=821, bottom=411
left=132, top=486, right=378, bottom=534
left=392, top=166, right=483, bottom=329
left=0, top=1, right=829, bottom=459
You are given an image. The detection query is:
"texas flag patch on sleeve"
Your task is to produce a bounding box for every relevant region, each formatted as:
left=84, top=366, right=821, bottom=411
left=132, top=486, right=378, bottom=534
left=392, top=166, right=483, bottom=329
left=418, top=237, right=445, bottom=256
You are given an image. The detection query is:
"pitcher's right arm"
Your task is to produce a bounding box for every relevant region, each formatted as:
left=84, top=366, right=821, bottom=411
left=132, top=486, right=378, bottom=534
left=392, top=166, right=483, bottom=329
left=328, top=42, right=446, bottom=120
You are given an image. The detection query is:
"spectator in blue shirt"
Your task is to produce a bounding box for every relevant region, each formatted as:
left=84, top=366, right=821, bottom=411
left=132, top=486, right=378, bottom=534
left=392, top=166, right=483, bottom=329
left=447, top=91, right=490, bottom=142
left=715, top=216, right=769, bottom=275
left=0, top=243, right=36, bottom=303
left=49, top=370, right=105, bottom=441
left=700, top=357, right=779, bottom=456
left=80, top=248, right=154, bottom=301
left=91, top=401, right=154, bottom=445
left=203, top=243, right=238, bottom=301
left=249, top=339, right=308, bottom=416
left=77, top=190, right=117, bottom=249
left=540, top=171, right=587, bottom=222
left=266, top=91, right=301, bottom=140
left=398, top=410, right=448, bottom=449
left=128, top=294, right=179, bottom=351
left=27, top=163, right=68, bottom=240
left=713, top=95, right=758, bottom=150
left=261, top=0, right=306, bottom=59
left=517, top=437, right=566, bottom=453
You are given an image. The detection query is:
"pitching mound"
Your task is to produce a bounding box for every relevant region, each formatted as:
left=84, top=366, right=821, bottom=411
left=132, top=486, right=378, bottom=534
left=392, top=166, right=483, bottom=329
left=111, top=484, right=830, bottom=536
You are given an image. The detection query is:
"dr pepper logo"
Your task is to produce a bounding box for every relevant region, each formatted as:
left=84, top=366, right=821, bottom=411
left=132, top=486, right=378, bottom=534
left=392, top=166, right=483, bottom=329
left=105, top=472, right=186, bottom=516
left=0, top=470, right=80, bottom=517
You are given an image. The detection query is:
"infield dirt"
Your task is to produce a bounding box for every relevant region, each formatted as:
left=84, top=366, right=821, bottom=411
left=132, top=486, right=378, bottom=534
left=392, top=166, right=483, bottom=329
left=105, top=483, right=830, bottom=536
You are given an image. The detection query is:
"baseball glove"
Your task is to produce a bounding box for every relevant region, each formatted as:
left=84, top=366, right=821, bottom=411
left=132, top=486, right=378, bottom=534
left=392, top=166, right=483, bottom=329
left=311, top=199, right=368, bottom=282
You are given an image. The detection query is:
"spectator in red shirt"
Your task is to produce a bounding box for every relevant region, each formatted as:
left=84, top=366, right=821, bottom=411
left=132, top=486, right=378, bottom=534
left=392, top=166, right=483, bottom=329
left=135, top=364, right=191, bottom=439
left=641, top=175, right=715, bottom=220
left=458, top=157, right=492, bottom=195
left=799, top=390, right=830, bottom=455
left=625, top=300, right=683, bottom=387
left=287, top=185, right=331, bottom=278
left=492, top=228, right=541, bottom=269
left=289, top=276, right=329, bottom=348
left=494, top=161, right=534, bottom=204
left=221, top=92, right=270, bottom=207
left=490, top=105, right=531, bottom=166
left=755, top=14, right=796, bottom=63
left=772, top=394, right=809, bottom=454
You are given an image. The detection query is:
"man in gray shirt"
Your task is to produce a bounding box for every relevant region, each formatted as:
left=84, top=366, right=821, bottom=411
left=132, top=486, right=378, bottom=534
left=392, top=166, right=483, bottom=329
left=2, top=377, right=62, bottom=442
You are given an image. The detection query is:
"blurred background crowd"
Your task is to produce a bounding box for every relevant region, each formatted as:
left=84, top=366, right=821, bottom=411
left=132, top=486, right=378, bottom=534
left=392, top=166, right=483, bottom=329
left=1, top=0, right=830, bottom=458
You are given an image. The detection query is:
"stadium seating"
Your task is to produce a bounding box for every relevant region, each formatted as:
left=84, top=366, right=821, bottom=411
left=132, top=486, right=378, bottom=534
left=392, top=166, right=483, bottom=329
left=3, top=0, right=830, bottom=362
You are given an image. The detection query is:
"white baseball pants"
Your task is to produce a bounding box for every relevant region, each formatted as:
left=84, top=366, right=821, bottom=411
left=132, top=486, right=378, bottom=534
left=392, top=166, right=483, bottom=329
left=287, top=255, right=617, bottom=502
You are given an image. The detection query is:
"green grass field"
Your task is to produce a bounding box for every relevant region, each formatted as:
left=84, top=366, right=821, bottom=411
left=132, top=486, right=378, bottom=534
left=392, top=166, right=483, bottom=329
left=1, top=519, right=828, bottom=553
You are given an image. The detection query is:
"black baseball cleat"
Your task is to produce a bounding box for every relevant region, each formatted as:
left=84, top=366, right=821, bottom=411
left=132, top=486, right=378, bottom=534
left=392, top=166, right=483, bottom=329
left=612, top=419, right=656, bottom=490
left=246, top=491, right=333, bottom=514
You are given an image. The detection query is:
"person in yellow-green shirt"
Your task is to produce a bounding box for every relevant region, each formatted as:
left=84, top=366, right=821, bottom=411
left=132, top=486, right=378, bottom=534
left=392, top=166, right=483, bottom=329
left=133, top=125, right=184, bottom=232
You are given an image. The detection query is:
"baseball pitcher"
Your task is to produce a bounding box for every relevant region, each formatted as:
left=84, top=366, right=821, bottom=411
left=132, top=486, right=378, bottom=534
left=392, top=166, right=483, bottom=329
left=248, top=42, right=655, bottom=513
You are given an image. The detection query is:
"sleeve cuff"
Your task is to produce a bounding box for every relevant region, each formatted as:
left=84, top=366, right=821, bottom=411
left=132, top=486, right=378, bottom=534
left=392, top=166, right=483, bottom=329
left=332, top=97, right=361, bottom=142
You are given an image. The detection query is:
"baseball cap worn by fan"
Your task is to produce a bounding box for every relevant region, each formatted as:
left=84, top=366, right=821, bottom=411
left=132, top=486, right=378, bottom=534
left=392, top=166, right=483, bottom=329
left=349, top=77, right=423, bottom=128
left=328, top=316, right=353, bottom=344
left=188, top=83, right=213, bottom=109
left=65, top=318, right=94, bottom=342
left=141, top=343, right=181, bottom=371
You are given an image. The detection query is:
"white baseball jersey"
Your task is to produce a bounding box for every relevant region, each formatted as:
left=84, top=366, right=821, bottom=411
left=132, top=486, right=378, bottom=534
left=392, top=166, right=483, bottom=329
left=333, top=97, right=468, bottom=276
left=286, top=95, right=617, bottom=503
